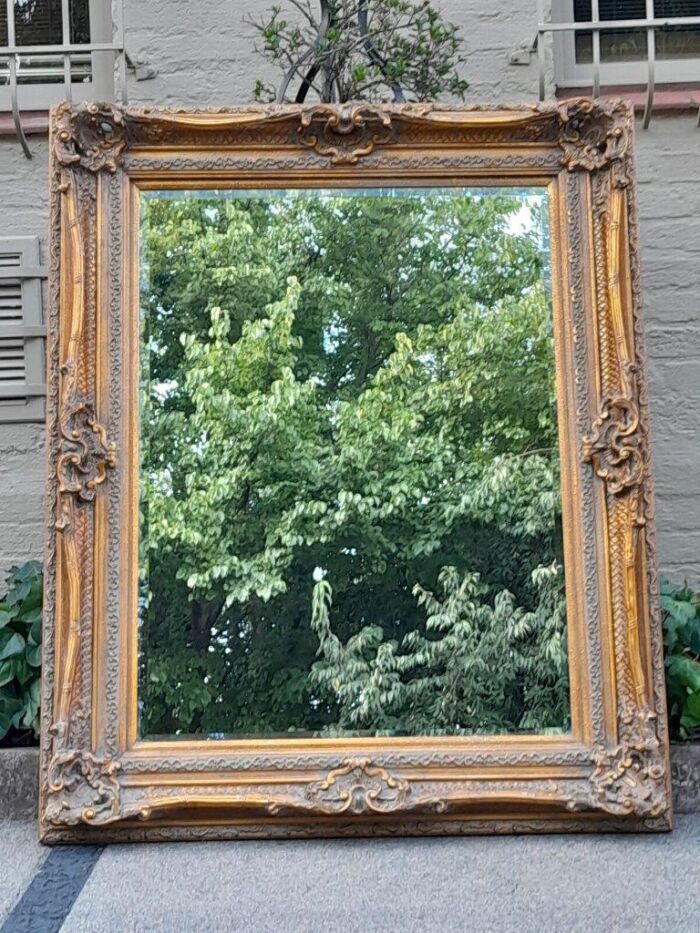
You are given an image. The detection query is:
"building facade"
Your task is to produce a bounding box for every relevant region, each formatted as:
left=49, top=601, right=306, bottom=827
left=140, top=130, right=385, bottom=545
left=0, top=0, right=698, bottom=584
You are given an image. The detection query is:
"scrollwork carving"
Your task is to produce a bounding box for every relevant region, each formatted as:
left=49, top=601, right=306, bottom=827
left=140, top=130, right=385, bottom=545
left=52, top=101, right=129, bottom=174
left=304, top=758, right=410, bottom=814
left=582, top=381, right=643, bottom=496
left=556, top=98, right=631, bottom=186
left=567, top=706, right=667, bottom=818
left=45, top=749, right=122, bottom=827
left=56, top=398, right=117, bottom=530
left=49, top=99, right=637, bottom=179
left=298, top=104, right=396, bottom=164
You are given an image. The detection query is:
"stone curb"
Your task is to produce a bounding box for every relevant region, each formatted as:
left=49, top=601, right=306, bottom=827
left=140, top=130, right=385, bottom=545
left=670, top=742, right=700, bottom=815
left=2, top=744, right=699, bottom=821
left=0, top=748, right=39, bottom=821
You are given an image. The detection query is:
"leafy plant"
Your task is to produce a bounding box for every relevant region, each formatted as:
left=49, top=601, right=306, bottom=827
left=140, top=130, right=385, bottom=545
left=662, top=579, right=700, bottom=742
left=250, top=0, right=468, bottom=103
left=0, top=561, right=42, bottom=745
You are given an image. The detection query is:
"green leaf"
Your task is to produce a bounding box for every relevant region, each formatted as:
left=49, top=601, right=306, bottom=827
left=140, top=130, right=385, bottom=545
left=0, top=632, right=25, bottom=661
left=0, top=693, right=22, bottom=741
left=25, top=643, right=41, bottom=668
left=19, top=678, right=41, bottom=732
left=0, top=708, right=11, bottom=741
left=682, top=691, right=700, bottom=725
left=0, top=660, right=14, bottom=688
left=353, top=65, right=367, bottom=83
left=12, top=656, right=33, bottom=687
left=6, top=581, right=30, bottom=607
left=667, top=654, right=700, bottom=692
left=662, top=596, right=696, bottom=623
left=28, top=618, right=42, bottom=647
left=18, top=607, right=41, bottom=626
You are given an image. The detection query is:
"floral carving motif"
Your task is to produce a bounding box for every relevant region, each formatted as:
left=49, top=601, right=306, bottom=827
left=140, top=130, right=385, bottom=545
left=56, top=398, right=116, bottom=530
left=52, top=102, right=129, bottom=174
left=45, top=749, right=122, bottom=826
left=298, top=105, right=395, bottom=164
left=305, top=758, right=410, bottom=814
left=582, top=386, right=643, bottom=496
left=557, top=99, right=631, bottom=186
left=568, top=706, right=667, bottom=818
left=49, top=100, right=636, bottom=177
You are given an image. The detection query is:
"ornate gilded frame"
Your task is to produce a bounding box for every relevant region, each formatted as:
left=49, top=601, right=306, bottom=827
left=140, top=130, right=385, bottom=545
left=40, top=99, right=672, bottom=843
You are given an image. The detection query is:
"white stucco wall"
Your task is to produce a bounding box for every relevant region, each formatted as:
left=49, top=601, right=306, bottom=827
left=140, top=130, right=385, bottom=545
left=0, top=0, right=698, bottom=583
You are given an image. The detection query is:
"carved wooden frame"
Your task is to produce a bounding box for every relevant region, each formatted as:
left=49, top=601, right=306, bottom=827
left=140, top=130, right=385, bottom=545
left=40, top=99, right=672, bottom=843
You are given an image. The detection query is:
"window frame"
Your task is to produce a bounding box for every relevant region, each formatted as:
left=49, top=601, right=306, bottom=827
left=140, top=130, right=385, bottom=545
left=553, top=0, right=700, bottom=87
left=0, top=0, right=114, bottom=112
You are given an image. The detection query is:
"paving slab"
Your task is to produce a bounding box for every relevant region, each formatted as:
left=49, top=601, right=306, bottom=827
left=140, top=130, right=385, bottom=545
left=0, top=822, right=47, bottom=925
left=59, top=816, right=700, bottom=933
left=0, top=750, right=39, bottom=821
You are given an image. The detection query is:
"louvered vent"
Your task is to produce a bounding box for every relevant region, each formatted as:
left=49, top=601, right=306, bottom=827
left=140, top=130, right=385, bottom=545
left=0, top=254, right=26, bottom=406
left=0, top=238, right=46, bottom=423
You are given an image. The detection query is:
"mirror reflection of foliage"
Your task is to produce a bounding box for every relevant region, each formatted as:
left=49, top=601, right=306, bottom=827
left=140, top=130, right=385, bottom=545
left=311, top=563, right=568, bottom=735
left=139, top=189, right=568, bottom=738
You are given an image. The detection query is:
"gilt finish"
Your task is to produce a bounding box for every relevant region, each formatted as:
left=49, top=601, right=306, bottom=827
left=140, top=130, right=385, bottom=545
left=40, top=99, right=671, bottom=842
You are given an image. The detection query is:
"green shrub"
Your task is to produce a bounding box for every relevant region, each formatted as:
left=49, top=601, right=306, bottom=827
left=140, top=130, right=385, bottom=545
left=0, top=560, right=42, bottom=745
left=662, top=579, right=700, bottom=742
left=251, top=0, right=468, bottom=104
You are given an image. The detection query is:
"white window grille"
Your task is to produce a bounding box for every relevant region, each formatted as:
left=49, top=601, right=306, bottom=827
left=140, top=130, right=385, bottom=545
left=0, top=236, right=46, bottom=424
left=540, top=0, right=700, bottom=125
left=0, top=0, right=127, bottom=156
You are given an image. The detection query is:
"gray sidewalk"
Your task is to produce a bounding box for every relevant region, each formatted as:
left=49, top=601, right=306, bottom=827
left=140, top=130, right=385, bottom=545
left=2, top=818, right=700, bottom=933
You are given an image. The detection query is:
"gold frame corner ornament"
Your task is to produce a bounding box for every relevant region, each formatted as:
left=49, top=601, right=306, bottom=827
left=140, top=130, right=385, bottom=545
left=40, top=98, right=671, bottom=843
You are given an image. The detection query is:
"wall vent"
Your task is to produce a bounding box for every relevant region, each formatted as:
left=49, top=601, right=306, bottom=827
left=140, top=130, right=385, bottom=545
left=0, top=237, right=46, bottom=423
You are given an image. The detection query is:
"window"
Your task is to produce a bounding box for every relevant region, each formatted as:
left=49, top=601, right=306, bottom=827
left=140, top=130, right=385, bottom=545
left=0, top=0, right=117, bottom=111
left=0, top=237, right=46, bottom=424
left=553, top=0, right=700, bottom=87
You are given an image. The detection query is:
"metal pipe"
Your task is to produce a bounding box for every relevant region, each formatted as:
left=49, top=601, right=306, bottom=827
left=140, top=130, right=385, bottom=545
left=295, top=0, right=333, bottom=103
left=277, top=46, right=315, bottom=103
left=358, top=0, right=404, bottom=103
left=643, top=0, right=656, bottom=128
left=591, top=0, right=601, bottom=97
left=61, top=0, right=72, bottom=101
left=537, top=16, right=700, bottom=31
left=319, top=0, right=337, bottom=102
left=114, top=0, right=128, bottom=104
left=536, top=0, right=546, bottom=100
left=0, top=42, right=125, bottom=54
left=5, top=0, right=30, bottom=158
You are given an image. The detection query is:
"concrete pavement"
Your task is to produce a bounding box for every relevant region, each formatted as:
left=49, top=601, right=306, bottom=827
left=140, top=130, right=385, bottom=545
left=2, top=818, right=700, bottom=932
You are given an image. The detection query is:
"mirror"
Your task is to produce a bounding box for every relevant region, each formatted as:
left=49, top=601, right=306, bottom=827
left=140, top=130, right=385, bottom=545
left=138, top=185, right=569, bottom=740
left=44, top=101, right=671, bottom=842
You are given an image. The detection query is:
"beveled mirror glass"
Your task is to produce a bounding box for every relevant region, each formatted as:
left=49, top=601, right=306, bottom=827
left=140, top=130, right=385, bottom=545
left=41, top=101, right=671, bottom=842
left=137, top=185, right=570, bottom=741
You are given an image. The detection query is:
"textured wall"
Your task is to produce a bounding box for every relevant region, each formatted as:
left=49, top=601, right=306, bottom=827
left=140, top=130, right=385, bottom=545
left=0, top=140, right=49, bottom=579
left=637, top=117, right=700, bottom=583
left=0, top=1, right=698, bottom=584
